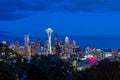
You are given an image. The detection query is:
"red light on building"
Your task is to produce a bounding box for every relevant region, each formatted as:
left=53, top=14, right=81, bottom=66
left=88, top=57, right=97, bottom=64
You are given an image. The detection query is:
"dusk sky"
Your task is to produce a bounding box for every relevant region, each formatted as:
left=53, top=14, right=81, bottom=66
left=1, top=0, right=120, bottom=37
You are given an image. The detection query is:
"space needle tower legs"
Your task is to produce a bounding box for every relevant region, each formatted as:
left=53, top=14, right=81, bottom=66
left=46, top=28, right=53, bottom=54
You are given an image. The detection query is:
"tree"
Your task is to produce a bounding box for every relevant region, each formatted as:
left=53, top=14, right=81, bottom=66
left=0, top=41, right=24, bottom=80
left=95, top=59, right=120, bottom=80
left=0, top=42, right=19, bottom=62
left=74, top=59, right=120, bottom=80
left=0, top=62, right=16, bottom=80
left=26, top=55, right=73, bottom=80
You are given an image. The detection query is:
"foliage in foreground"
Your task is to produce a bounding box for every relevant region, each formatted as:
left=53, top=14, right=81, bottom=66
left=0, top=42, right=120, bottom=80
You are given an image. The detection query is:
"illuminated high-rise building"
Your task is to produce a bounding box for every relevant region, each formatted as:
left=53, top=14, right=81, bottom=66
left=35, top=40, right=41, bottom=46
left=54, top=33, right=58, bottom=46
left=30, top=42, right=35, bottom=56
left=65, top=36, right=70, bottom=48
left=15, top=41, right=20, bottom=47
left=19, top=46, right=24, bottom=55
left=65, top=36, right=69, bottom=44
left=72, top=40, right=76, bottom=47
left=14, top=41, right=20, bottom=53
left=24, top=35, right=30, bottom=47
left=60, top=40, right=64, bottom=45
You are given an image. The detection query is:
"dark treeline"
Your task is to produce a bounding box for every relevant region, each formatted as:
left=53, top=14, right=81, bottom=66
left=74, top=59, right=120, bottom=80
left=0, top=42, right=120, bottom=80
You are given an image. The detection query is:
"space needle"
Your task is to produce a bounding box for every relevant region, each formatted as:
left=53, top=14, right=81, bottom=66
left=46, top=28, right=53, bottom=54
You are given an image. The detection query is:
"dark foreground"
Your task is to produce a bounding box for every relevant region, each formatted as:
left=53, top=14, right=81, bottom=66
left=0, top=43, right=120, bottom=80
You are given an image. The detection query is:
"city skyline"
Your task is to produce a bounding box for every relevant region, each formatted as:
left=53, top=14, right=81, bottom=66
left=0, top=1, right=120, bottom=79
left=0, top=0, right=120, bottom=37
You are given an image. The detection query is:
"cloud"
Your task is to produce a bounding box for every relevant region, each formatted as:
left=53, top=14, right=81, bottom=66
left=0, top=13, right=28, bottom=21
left=0, top=30, right=9, bottom=33
left=0, top=0, right=29, bottom=21
left=51, top=0, right=120, bottom=12
left=0, top=0, right=120, bottom=20
left=0, top=30, right=10, bottom=36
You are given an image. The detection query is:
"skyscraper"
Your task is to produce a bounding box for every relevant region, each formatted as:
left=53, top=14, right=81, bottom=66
left=65, top=36, right=70, bottom=48
left=72, top=40, right=76, bottom=47
left=24, top=35, right=30, bottom=47
left=54, top=33, right=58, bottom=46
left=30, top=42, right=35, bottom=56
left=14, top=41, right=20, bottom=54
left=65, top=36, right=69, bottom=44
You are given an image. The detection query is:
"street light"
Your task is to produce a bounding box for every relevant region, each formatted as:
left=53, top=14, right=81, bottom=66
left=46, top=28, right=53, bottom=54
